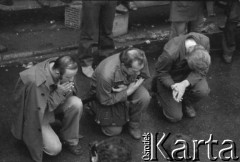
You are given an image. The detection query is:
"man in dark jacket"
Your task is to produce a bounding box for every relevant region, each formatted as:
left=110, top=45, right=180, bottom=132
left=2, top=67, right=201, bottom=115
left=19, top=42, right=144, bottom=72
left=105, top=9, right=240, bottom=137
left=90, top=48, right=151, bottom=139
left=169, top=1, right=205, bottom=39
left=222, top=0, right=240, bottom=63
left=155, top=32, right=211, bottom=122
left=12, top=56, right=83, bottom=162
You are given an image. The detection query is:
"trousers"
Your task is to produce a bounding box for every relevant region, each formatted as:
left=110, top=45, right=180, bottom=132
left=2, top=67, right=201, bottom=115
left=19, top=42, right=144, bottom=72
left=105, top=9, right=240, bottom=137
left=78, top=0, right=117, bottom=61
left=169, top=17, right=204, bottom=39
left=42, top=96, right=83, bottom=155
left=157, top=78, right=210, bottom=122
left=101, top=86, right=151, bottom=136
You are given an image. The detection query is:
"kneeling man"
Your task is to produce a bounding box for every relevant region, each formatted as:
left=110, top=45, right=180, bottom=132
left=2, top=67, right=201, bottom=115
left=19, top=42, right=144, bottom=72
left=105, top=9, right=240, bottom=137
left=90, top=48, right=151, bottom=139
left=12, top=56, right=83, bottom=162
left=155, top=32, right=211, bottom=122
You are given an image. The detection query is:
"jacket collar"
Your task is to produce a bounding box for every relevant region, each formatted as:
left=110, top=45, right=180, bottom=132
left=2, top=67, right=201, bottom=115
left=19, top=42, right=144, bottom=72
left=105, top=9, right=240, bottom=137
left=35, top=57, right=57, bottom=89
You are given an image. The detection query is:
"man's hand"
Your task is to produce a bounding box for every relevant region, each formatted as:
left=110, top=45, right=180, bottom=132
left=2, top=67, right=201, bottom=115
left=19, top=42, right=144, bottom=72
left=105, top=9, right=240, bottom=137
left=171, top=80, right=190, bottom=102
left=127, top=78, right=144, bottom=96
left=112, top=84, right=128, bottom=92
left=57, top=81, right=74, bottom=96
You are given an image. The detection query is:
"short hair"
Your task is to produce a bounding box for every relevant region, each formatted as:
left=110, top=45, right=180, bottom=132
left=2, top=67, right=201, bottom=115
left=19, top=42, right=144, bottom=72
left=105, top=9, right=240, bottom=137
left=186, top=45, right=211, bottom=76
left=119, top=47, right=145, bottom=68
left=52, top=56, right=78, bottom=75
left=90, top=137, right=132, bottom=162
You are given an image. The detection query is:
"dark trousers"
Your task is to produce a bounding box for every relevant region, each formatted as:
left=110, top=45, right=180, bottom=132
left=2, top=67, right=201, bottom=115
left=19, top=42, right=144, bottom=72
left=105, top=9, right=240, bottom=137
left=157, top=79, right=210, bottom=122
left=222, top=20, right=238, bottom=57
left=79, top=1, right=117, bottom=60
left=169, top=18, right=204, bottom=40
left=222, top=1, right=240, bottom=57
left=101, top=86, right=151, bottom=136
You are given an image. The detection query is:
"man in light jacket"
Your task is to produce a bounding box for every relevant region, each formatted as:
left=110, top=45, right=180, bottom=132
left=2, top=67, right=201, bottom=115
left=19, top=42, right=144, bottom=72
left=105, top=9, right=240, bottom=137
left=12, top=56, right=83, bottom=162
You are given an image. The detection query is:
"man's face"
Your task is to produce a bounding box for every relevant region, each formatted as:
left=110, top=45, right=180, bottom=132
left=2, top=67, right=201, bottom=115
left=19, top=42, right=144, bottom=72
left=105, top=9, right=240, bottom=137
left=60, top=68, right=78, bottom=84
left=123, top=61, right=144, bottom=76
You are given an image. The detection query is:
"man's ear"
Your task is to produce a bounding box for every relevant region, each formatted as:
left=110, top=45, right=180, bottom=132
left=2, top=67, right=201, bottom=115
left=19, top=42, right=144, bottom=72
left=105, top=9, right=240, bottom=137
left=54, top=69, right=60, bottom=75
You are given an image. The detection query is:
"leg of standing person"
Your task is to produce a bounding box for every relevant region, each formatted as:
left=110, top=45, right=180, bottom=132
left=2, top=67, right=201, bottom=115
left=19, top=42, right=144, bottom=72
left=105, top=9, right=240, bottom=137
left=189, top=13, right=205, bottom=33
left=222, top=19, right=237, bottom=63
left=78, top=1, right=101, bottom=63
left=78, top=1, right=102, bottom=77
left=206, top=1, right=216, bottom=17
left=169, top=22, right=187, bottom=40
left=98, top=1, right=117, bottom=57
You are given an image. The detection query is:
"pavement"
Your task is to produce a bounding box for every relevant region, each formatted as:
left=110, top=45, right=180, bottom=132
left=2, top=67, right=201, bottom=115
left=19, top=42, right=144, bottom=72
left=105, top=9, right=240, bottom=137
left=1, top=3, right=240, bottom=162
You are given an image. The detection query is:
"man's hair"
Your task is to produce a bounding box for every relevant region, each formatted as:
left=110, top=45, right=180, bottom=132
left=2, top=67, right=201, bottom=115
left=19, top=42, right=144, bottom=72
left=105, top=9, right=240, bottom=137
left=91, top=137, right=132, bottom=162
left=52, top=56, right=78, bottom=75
left=186, top=45, right=211, bottom=76
left=119, top=47, right=145, bottom=68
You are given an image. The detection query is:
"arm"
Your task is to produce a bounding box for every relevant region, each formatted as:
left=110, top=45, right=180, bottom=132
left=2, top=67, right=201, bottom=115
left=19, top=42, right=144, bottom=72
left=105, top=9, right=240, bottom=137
left=155, top=51, right=175, bottom=88
left=186, top=72, right=204, bottom=87
left=96, top=76, right=128, bottom=106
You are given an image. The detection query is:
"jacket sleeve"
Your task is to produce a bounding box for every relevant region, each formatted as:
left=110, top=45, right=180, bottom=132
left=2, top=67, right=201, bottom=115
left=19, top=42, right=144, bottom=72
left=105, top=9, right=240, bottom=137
left=186, top=72, right=205, bottom=86
left=96, top=76, right=128, bottom=106
left=47, top=87, right=66, bottom=111
left=155, top=51, right=175, bottom=88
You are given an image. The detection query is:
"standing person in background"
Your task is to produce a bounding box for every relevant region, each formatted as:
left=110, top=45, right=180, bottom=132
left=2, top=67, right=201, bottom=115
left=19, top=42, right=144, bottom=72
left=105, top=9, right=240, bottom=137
left=78, top=0, right=117, bottom=78
left=0, top=0, right=13, bottom=52
left=206, top=1, right=216, bottom=17
left=169, top=1, right=205, bottom=39
left=222, top=0, right=240, bottom=63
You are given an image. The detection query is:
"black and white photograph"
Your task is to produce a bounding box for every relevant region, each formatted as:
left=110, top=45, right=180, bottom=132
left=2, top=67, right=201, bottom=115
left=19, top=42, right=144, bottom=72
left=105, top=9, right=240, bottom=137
left=0, top=0, right=240, bottom=162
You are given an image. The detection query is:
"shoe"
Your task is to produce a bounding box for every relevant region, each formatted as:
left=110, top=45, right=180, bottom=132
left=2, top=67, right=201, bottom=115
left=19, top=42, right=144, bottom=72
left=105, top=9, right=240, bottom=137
left=81, top=65, right=94, bottom=78
left=184, top=104, right=196, bottom=118
left=129, top=127, right=141, bottom=140
left=128, top=122, right=141, bottom=140
left=0, top=0, right=13, bottom=6
left=0, top=44, right=7, bottom=53
left=63, top=143, right=82, bottom=155
left=223, top=55, right=232, bottom=64
left=116, top=4, right=128, bottom=14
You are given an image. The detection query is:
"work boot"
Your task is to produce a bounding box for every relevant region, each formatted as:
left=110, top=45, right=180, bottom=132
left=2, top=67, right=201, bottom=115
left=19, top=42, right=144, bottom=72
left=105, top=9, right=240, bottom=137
left=222, top=55, right=232, bottom=64
left=0, top=44, right=7, bottom=53
left=0, top=0, right=13, bottom=6
left=184, top=104, right=196, bottom=118
left=128, top=122, right=141, bottom=140
left=63, top=142, right=82, bottom=155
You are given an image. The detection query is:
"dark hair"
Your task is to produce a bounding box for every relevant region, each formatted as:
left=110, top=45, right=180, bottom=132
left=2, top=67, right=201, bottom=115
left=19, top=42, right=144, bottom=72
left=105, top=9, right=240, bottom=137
left=52, top=56, right=78, bottom=75
left=119, top=47, right=145, bottom=68
left=90, top=137, right=132, bottom=162
left=186, top=45, right=211, bottom=76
